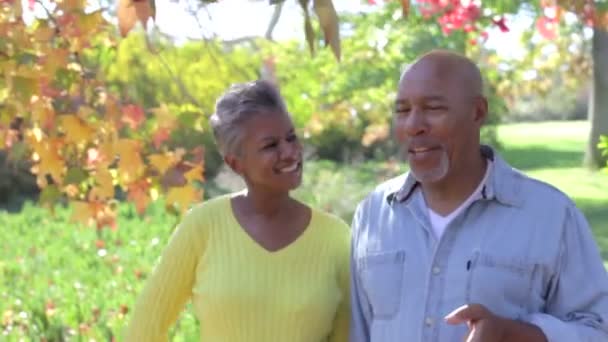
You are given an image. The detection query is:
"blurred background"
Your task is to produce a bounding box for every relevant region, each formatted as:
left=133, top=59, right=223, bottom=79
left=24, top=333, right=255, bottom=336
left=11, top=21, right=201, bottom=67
left=1, top=0, right=607, bottom=340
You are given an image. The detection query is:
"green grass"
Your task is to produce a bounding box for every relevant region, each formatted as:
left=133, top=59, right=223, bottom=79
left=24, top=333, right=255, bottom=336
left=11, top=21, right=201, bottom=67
left=1, top=120, right=607, bottom=340
left=497, top=121, right=608, bottom=258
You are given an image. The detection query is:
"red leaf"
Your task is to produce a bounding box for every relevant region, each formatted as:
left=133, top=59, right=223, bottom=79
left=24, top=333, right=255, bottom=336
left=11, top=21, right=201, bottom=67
left=536, top=16, right=558, bottom=40
left=152, top=127, right=170, bottom=149
left=121, top=104, right=145, bottom=130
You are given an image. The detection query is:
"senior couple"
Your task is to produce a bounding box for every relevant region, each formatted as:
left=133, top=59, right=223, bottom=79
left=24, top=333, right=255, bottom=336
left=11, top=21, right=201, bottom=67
left=124, top=50, right=608, bottom=342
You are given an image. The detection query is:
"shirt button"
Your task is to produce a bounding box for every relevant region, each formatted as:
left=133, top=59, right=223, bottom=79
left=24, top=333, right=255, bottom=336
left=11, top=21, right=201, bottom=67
left=425, top=317, right=434, bottom=327
left=432, top=266, right=441, bottom=275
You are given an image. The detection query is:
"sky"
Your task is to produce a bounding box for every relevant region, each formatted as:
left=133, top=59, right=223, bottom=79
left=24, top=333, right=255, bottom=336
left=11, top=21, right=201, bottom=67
left=150, top=0, right=532, bottom=60
left=21, top=0, right=534, bottom=60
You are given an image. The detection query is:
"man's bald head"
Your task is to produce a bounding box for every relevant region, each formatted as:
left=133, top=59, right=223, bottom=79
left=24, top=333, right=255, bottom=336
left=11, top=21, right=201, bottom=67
left=400, top=50, right=484, bottom=98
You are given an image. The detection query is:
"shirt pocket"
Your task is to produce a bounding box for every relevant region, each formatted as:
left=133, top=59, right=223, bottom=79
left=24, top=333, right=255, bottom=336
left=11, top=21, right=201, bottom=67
left=358, top=249, right=405, bottom=320
left=466, top=251, right=537, bottom=319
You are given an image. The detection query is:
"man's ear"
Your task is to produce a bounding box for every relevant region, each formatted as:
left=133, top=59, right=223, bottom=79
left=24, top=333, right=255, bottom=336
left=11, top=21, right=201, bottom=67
left=474, top=96, right=488, bottom=126
left=224, top=154, right=242, bottom=175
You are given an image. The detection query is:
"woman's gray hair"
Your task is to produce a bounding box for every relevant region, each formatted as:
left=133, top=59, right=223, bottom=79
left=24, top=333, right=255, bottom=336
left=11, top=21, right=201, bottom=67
left=210, top=80, right=287, bottom=156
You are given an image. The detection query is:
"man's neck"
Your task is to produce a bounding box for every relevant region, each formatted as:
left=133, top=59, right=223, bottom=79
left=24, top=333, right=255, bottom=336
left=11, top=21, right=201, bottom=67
left=422, top=154, right=488, bottom=216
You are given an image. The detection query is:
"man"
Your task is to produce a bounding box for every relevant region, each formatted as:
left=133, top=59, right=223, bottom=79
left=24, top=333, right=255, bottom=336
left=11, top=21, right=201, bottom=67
left=349, top=50, right=608, bottom=342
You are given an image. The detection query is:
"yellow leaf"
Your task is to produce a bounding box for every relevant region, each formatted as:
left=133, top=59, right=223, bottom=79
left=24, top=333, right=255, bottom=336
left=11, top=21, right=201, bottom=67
left=42, top=48, right=70, bottom=77
left=58, top=0, right=85, bottom=11
left=71, top=201, right=95, bottom=226
left=152, top=104, right=176, bottom=129
left=116, top=139, right=144, bottom=184
left=298, top=0, right=315, bottom=56
left=165, top=185, right=201, bottom=215
left=89, top=169, right=114, bottom=200
left=313, top=0, right=340, bottom=61
left=184, top=165, right=204, bottom=183
left=29, top=138, right=66, bottom=185
left=78, top=10, right=105, bottom=36
left=117, top=0, right=155, bottom=37
left=34, top=24, right=55, bottom=42
left=60, top=115, right=95, bottom=144
left=149, top=153, right=178, bottom=175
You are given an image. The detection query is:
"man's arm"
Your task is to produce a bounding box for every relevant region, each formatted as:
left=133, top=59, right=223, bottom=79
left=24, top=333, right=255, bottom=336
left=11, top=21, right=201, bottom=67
left=521, top=203, right=608, bottom=341
left=350, top=205, right=372, bottom=342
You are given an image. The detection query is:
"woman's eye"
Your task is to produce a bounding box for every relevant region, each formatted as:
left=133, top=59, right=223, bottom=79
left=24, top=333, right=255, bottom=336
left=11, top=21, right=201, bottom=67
left=263, top=142, right=278, bottom=150
left=287, top=134, right=298, bottom=142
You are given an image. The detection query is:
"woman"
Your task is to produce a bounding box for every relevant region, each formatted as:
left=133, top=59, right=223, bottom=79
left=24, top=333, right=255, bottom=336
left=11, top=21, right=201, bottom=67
left=124, top=80, right=350, bottom=341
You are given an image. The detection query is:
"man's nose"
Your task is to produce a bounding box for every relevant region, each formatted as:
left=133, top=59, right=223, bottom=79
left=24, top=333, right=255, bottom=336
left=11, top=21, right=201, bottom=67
left=395, top=109, right=428, bottom=141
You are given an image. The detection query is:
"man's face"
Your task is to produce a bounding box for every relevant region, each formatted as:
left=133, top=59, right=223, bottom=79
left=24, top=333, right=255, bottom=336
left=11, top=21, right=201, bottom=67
left=394, top=61, right=483, bottom=185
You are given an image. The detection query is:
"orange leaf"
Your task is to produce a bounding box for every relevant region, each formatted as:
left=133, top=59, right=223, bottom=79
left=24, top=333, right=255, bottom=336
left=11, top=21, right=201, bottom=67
left=29, top=137, right=66, bottom=185
left=149, top=152, right=178, bottom=175
left=116, top=139, right=144, bottom=184
left=89, top=169, right=115, bottom=200
left=31, top=96, right=55, bottom=131
left=60, top=115, right=95, bottom=145
left=71, top=201, right=95, bottom=226
left=165, top=185, right=201, bottom=215
left=117, top=0, right=155, bottom=37
left=400, top=0, right=410, bottom=17
left=127, top=179, right=151, bottom=215
left=152, top=127, right=170, bottom=149
left=121, top=104, right=145, bottom=130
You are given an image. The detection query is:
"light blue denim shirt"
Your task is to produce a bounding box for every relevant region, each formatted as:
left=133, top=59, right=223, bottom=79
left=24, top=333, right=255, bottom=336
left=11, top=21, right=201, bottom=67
left=350, top=146, right=608, bottom=342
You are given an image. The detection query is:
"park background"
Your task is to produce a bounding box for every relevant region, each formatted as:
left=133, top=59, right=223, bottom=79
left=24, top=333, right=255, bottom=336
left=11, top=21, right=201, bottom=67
left=1, top=0, right=608, bottom=340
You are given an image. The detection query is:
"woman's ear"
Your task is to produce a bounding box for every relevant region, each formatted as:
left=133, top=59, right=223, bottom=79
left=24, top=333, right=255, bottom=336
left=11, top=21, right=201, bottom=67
left=224, top=154, right=242, bottom=175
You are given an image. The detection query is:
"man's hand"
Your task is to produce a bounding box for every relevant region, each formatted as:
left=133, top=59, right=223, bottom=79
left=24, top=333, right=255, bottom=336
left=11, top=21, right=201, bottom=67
left=444, top=304, right=548, bottom=342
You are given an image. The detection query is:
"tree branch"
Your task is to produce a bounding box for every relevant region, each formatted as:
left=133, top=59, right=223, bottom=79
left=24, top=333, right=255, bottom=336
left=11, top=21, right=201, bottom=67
left=155, top=52, right=202, bottom=108
left=265, top=2, right=284, bottom=40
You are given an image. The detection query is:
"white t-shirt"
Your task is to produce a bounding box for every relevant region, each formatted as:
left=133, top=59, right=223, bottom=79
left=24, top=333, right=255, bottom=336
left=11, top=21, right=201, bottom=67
left=427, top=161, right=493, bottom=240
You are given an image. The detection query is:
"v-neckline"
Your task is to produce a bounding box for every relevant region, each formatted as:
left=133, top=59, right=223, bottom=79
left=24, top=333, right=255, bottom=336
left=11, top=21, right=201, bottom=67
left=226, top=194, right=316, bottom=255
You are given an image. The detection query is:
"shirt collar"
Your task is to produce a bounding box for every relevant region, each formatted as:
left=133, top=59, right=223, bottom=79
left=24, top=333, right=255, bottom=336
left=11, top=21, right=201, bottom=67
left=386, top=145, right=523, bottom=207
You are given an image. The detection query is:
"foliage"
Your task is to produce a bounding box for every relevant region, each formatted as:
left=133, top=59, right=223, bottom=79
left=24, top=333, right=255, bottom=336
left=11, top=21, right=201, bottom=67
left=600, top=135, right=608, bottom=173
left=104, top=32, right=260, bottom=178
left=0, top=1, right=204, bottom=228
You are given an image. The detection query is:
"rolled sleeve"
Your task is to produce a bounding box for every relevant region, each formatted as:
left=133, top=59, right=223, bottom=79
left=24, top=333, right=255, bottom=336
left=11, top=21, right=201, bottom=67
left=523, top=203, right=608, bottom=342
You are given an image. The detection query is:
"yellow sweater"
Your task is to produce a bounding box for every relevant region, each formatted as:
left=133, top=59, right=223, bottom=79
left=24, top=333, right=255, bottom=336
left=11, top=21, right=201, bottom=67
left=124, top=193, right=351, bottom=342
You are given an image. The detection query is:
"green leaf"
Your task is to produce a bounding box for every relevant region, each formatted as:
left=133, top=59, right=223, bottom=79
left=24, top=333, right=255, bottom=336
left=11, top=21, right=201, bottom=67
left=65, top=168, right=89, bottom=185
left=40, top=185, right=62, bottom=207
left=12, top=76, right=37, bottom=103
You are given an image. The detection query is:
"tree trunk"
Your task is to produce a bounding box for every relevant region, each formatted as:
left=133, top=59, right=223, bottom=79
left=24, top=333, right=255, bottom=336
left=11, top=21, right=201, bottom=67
left=584, top=26, right=608, bottom=168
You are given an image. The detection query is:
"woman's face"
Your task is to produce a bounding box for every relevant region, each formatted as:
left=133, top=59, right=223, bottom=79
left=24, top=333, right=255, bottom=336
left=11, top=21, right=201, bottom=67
left=228, top=111, right=303, bottom=194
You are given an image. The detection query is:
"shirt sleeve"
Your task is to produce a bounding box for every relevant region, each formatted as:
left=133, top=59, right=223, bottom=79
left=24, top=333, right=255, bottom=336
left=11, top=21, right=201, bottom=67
left=349, top=203, right=373, bottom=342
left=124, top=207, right=206, bottom=342
left=522, top=203, right=608, bottom=341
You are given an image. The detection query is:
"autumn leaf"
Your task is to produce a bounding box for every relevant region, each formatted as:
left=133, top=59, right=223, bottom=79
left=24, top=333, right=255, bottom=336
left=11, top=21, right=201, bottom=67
left=184, top=164, right=204, bottom=183
left=28, top=136, right=66, bottom=185
left=152, top=104, right=176, bottom=129
left=165, top=185, right=201, bottom=215
left=400, top=0, right=410, bottom=17
left=121, top=104, right=145, bottom=130
left=152, top=127, right=170, bottom=149
left=60, top=114, right=95, bottom=145
left=117, top=0, right=156, bottom=37
left=127, top=179, right=151, bottom=215
left=116, top=139, right=144, bottom=184
left=149, top=152, right=178, bottom=175
left=313, top=0, right=341, bottom=61
left=89, top=169, right=115, bottom=200
left=71, top=201, right=95, bottom=226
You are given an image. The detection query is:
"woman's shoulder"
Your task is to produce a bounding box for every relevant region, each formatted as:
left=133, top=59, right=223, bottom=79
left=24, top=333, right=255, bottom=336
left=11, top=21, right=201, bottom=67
left=309, top=206, right=351, bottom=236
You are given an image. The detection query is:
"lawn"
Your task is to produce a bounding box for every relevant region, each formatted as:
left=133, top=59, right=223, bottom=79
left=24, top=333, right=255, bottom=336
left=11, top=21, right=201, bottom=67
left=1, top=120, right=606, bottom=341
